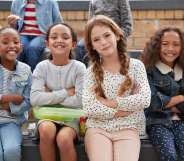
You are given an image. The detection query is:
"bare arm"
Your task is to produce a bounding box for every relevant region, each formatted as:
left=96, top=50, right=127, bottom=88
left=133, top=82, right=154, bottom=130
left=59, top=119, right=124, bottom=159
left=165, top=95, right=184, bottom=108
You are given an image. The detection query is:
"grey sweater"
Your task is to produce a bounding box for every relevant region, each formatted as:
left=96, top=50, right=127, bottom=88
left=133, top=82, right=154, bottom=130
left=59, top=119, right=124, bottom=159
left=31, top=60, right=86, bottom=108
left=89, top=0, right=133, bottom=38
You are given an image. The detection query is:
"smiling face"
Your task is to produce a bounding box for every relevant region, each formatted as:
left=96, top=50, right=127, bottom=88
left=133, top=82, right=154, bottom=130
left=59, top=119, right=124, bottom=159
left=0, top=28, right=22, bottom=62
left=46, top=24, right=75, bottom=58
left=160, top=31, right=181, bottom=67
left=91, top=24, right=119, bottom=58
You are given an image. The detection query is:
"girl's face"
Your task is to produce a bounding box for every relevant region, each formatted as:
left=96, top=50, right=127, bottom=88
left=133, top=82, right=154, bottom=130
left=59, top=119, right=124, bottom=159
left=0, top=29, right=22, bottom=62
left=46, top=24, right=75, bottom=57
left=91, top=24, right=119, bottom=58
left=160, top=31, right=181, bottom=67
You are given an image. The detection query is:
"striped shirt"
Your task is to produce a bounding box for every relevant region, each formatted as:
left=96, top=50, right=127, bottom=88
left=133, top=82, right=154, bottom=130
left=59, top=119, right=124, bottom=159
left=21, top=0, right=43, bottom=36
left=0, top=65, right=17, bottom=124
left=1, top=65, right=14, bottom=95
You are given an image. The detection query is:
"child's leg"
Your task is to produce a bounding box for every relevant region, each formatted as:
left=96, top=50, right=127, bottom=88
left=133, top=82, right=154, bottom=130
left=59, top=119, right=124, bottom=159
left=56, top=127, right=77, bottom=161
left=25, top=35, right=45, bottom=71
left=148, top=125, right=177, bottom=161
left=0, top=140, right=3, bottom=161
left=113, top=129, right=140, bottom=161
left=85, top=128, right=113, bottom=161
left=18, top=35, right=30, bottom=62
left=172, top=121, right=184, bottom=161
left=0, top=123, right=22, bottom=161
left=39, top=121, right=57, bottom=161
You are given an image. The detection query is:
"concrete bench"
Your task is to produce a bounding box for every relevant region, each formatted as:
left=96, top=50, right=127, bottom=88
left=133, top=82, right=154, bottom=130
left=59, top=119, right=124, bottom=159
left=21, top=135, right=160, bottom=161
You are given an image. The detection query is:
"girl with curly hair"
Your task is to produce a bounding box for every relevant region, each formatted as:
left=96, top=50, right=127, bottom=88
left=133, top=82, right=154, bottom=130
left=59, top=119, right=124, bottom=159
left=82, top=15, right=151, bottom=161
left=142, top=27, right=184, bottom=161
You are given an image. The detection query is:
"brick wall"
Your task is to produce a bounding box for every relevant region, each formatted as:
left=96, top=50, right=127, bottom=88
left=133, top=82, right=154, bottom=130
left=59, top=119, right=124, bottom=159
left=1, top=10, right=184, bottom=50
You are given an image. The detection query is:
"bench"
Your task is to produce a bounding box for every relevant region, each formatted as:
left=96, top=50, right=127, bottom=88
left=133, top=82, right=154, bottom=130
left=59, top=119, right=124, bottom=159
left=21, top=134, right=160, bottom=161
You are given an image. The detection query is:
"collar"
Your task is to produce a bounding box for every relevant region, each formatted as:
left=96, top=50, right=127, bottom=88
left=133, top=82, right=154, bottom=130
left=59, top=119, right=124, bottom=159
left=155, top=61, right=183, bottom=81
left=0, top=59, right=22, bottom=77
left=22, top=0, right=43, bottom=5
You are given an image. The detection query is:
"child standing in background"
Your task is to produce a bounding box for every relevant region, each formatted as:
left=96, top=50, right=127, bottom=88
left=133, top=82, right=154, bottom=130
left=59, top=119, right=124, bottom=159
left=7, top=0, right=63, bottom=71
left=76, top=0, right=133, bottom=66
left=142, top=27, right=184, bottom=161
left=89, top=0, right=133, bottom=38
left=30, top=23, right=86, bottom=161
left=0, top=27, right=32, bottom=161
left=82, top=15, right=150, bottom=161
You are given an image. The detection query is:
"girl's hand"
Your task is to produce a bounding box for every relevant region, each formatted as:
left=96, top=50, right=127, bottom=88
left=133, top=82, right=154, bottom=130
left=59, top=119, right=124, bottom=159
left=1, top=95, right=24, bottom=105
left=115, top=110, right=133, bottom=118
left=12, top=95, right=24, bottom=105
left=45, top=85, right=52, bottom=92
left=67, top=87, right=75, bottom=96
left=7, top=15, right=20, bottom=27
left=170, top=106, right=181, bottom=113
left=1, top=103, right=10, bottom=111
left=96, top=96, right=117, bottom=108
left=180, top=95, right=184, bottom=102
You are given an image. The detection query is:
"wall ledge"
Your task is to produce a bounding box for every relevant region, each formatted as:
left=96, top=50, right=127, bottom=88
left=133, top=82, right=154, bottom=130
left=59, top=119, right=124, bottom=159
left=0, top=0, right=184, bottom=11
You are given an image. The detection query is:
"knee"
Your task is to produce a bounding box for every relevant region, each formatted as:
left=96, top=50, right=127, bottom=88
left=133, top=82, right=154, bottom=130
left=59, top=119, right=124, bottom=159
left=29, top=43, right=44, bottom=51
left=56, top=132, right=75, bottom=151
left=4, top=145, right=21, bottom=161
left=29, top=38, right=45, bottom=51
left=39, top=122, right=57, bottom=143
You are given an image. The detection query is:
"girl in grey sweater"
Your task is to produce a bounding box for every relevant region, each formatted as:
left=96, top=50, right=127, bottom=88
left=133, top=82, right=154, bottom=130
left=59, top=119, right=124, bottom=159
left=30, top=23, right=86, bottom=161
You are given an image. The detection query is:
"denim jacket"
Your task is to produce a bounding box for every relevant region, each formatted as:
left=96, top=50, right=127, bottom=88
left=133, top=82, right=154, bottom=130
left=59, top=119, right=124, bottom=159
left=11, top=0, right=63, bottom=34
left=0, top=61, right=32, bottom=125
left=145, top=61, right=184, bottom=129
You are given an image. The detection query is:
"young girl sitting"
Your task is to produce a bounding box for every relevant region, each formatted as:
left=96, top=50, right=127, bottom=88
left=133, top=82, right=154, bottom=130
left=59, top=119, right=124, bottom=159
left=82, top=15, right=151, bottom=161
left=142, top=27, right=184, bottom=161
left=30, top=23, right=86, bottom=161
left=0, top=27, right=32, bottom=161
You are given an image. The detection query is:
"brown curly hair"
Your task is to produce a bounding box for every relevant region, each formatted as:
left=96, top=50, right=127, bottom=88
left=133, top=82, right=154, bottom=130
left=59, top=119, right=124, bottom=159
left=142, top=27, right=184, bottom=70
left=84, top=15, right=132, bottom=98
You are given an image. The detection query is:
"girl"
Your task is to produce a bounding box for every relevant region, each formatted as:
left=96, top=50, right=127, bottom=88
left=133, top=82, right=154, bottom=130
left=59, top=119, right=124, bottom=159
left=142, top=27, right=184, bottom=161
left=0, top=27, right=32, bottom=161
left=82, top=15, right=151, bottom=161
left=30, top=23, right=86, bottom=161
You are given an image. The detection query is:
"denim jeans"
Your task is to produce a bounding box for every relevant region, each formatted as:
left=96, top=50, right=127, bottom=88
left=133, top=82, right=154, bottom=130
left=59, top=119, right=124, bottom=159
left=0, top=123, right=22, bottom=161
left=75, top=39, right=88, bottom=67
left=18, top=35, right=46, bottom=71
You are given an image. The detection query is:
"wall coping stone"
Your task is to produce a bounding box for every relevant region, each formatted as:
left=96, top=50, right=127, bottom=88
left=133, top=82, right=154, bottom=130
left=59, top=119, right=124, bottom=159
left=0, top=0, right=184, bottom=11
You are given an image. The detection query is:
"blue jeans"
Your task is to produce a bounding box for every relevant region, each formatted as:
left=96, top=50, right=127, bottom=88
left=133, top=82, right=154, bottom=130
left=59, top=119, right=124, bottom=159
left=75, top=39, right=88, bottom=66
left=18, top=35, right=46, bottom=71
left=0, top=123, right=22, bottom=161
